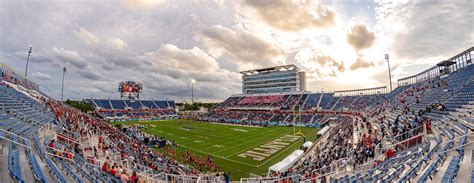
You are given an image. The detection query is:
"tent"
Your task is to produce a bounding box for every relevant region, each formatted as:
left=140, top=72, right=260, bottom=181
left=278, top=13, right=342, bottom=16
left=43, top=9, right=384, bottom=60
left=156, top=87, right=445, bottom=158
left=317, top=126, right=331, bottom=136
left=302, top=141, right=313, bottom=149
left=268, top=150, right=304, bottom=173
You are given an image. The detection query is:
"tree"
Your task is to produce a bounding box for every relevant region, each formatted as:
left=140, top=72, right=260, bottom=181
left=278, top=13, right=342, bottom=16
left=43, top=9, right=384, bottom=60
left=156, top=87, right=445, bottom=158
left=65, top=100, right=95, bottom=113
left=176, top=102, right=217, bottom=111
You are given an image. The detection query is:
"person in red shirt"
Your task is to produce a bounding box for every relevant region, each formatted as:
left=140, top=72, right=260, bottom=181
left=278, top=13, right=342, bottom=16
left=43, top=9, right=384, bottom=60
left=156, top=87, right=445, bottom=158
left=311, top=172, right=317, bottom=183
left=110, top=166, right=117, bottom=176
left=130, top=171, right=137, bottom=183
left=48, top=140, right=55, bottom=149
left=386, top=148, right=394, bottom=159
left=98, top=136, right=103, bottom=143
left=102, top=162, right=108, bottom=172
left=425, top=118, right=431, bottom=134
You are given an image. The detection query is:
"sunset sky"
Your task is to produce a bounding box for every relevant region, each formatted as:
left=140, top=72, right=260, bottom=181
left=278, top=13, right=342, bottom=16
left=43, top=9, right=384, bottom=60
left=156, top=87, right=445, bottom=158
left=1, top=0, right=472, bottom=102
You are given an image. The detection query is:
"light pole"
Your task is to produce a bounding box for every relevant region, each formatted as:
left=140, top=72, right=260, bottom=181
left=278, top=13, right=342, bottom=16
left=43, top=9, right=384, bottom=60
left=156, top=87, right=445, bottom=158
left=61, top=67, right=66, bottom=104
left=191, top=79, right=195, bottom=104
left=25, top=45, right=32, bottom=77
left=385, top=54, right=393, bottom=91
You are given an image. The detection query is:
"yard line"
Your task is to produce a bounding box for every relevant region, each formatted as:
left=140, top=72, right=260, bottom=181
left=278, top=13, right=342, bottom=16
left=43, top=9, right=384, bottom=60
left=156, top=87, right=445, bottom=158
left=220, top=129, right=290, bottom=157
left=166, top=125, right=252, bottom=146
left=178, top=124, right=276, bottom=150
left=207, top=122, right=263, bottom=128
left=200, top=129, right=281, bottom=153
left=175, top=129, right=247, bottom=148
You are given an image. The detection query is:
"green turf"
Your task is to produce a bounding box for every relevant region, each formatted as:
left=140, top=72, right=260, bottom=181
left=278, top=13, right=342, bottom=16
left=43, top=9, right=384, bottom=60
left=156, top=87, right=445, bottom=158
left=120, top=119, right=318, bottom=180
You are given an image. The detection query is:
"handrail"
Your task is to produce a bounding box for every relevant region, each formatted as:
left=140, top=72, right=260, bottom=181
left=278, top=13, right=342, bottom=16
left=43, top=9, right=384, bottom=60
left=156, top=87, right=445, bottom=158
left=0, top=129, right=32, bottom=149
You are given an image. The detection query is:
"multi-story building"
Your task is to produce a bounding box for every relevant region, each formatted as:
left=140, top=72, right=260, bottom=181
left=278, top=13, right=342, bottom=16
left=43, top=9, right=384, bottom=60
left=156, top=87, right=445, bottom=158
left=240, top=64, right=306, bottom=94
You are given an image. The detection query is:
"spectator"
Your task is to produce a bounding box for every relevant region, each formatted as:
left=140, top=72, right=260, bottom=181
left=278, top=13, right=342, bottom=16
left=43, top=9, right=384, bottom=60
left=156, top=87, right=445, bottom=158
left=215, top=173, right=220, bottom=183
left=224, top=171, right=231, bottom=183
left=120, top=169, right=129, bottom=183
left=110, top=166, right=117, bottom=176
left=102, top=162, right=109, bottom=172
left=48, top=140, right=55, bottom=149
left=130, top=171, right=137, bottom=183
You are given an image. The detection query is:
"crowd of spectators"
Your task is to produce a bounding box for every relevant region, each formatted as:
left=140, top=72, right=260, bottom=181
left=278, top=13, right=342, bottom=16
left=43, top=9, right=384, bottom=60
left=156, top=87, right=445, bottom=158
left=46, top=100, right=197, bottom=181
left=121, top=125, right=169, bottom=147
left=280, top=95, right=302, bottom=110
left=97, top=108, right=176, bottom=121
left=1, top=68, right=39, bottom=90
left=238, top=95, right=285, bottom=105
left=202, top=110, right=328, bottom=126
left=272, top=77, right=449, bottom=181
left=285, top=116, right=371, bottom=180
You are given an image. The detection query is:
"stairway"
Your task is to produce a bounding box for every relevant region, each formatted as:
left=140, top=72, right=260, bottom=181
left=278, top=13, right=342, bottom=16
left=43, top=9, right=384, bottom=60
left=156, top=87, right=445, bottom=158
left=0, top=141, right=13, bottom=183
left=17, top=146, right=34, bottom=183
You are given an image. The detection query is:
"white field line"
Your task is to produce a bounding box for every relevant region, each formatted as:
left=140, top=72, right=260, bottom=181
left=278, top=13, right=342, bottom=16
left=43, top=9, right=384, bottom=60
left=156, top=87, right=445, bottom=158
left=210, top=128, right=284, bottom=154
left=207, top=122, right=263, bottom=128
left=175, top=129, right=248, bottom=148
left=177, top=143, right=258, bottom=168
left=220, top=130, right=287, bottom=157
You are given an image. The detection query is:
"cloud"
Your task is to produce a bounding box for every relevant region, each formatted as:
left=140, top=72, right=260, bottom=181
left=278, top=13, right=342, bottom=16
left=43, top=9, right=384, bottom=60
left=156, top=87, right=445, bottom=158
left=123, top=0, right=166, bottom=9
left=241, top=0, right=335, bottom=31
left=197, top=25, right=284, bottom=70
left=77, top=66, right=103, bottom=80
left=375, top=0, right=473, bottom=59
left=31, top=72, right=52, bottom=80
left=146, top=44, right=219, bottom=73
left=0, top=0, right=470, bottom=101
left=108, top=38, right=129, bottom=50
left=350, top=58, right=374, bottom=70
left=347, top=22, right=375, bottom=51
left=75, top=27, right=99, bottom=45
left=50, top=47, right=87, bottom=68
left=345, top=21, right=376, bottom=70
left=313, top=55, right=345, bottom=72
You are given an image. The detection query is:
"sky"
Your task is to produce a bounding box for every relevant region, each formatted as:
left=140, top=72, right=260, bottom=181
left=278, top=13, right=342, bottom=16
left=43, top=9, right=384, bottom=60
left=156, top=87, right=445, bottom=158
left=0, top=0, right=473, bottom=102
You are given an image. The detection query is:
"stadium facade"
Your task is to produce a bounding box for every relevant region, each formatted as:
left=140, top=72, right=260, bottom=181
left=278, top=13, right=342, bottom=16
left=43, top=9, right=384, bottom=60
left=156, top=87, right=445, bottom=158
left=240, top=64, right=306, bottom=94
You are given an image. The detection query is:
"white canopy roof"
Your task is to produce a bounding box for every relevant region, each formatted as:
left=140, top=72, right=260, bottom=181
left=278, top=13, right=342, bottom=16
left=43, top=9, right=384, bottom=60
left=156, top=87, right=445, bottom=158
left=302, top=141, right=313, bottom=149
left=269, top=150, right=304, bottom=172
left=317, top=126, right=331, bottom=136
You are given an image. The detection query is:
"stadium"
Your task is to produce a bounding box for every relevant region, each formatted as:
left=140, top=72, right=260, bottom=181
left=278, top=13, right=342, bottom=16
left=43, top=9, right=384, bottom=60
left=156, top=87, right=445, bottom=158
left=1, top=1, right=473, bottom=183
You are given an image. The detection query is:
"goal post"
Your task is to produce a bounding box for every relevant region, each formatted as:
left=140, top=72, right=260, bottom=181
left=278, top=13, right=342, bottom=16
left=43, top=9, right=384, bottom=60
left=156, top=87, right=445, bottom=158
left=292, top=104, right=305, bottom=138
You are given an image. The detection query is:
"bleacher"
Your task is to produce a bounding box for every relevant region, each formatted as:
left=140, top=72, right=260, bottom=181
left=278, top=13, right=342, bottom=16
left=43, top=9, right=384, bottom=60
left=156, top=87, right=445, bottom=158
left=85, top=98, right=177, bottom=121
left=319, top=93, right=334, bottom=109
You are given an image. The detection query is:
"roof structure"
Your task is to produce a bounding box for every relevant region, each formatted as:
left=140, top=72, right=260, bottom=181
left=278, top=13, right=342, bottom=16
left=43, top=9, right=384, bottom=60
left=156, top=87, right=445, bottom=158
left=240, top=64, right=299, bottom=76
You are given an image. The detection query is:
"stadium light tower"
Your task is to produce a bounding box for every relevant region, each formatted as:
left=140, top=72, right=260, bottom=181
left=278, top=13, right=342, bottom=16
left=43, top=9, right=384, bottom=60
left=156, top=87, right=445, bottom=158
left=61, top=67, right=66, bottom=104
left=191, top=79, right=196, bottom=104
left=385, top=54, right=393, bottom=91
left=25, top=45, right=32, bottom=77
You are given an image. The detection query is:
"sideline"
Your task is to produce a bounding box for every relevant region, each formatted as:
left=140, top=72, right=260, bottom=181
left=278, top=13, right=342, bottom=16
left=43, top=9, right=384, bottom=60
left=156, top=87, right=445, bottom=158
left=207, top=122, right=263, bottom=128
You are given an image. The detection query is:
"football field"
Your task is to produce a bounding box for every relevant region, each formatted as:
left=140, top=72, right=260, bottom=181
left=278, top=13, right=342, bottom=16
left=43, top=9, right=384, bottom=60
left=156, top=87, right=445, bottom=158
left=121, top=119, right=318, bottom=180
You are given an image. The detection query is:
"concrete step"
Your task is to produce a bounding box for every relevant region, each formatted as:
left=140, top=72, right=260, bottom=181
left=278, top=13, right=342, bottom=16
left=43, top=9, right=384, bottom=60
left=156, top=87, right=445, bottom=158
left=0, top=141, right=14, bottom=183
left=32, top=147, right=58, bottom=183
left=456, top=146, right=472, bottom=183
left=432, top=152, right=456, bottom=182
left=18, top=146, right=35, bottom=183
left=53, top=157, right=79, bottom=183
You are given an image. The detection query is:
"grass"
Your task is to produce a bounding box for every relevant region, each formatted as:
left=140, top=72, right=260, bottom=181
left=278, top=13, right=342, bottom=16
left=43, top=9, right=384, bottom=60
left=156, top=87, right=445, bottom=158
left=120, top=119, right=318, bottom=180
